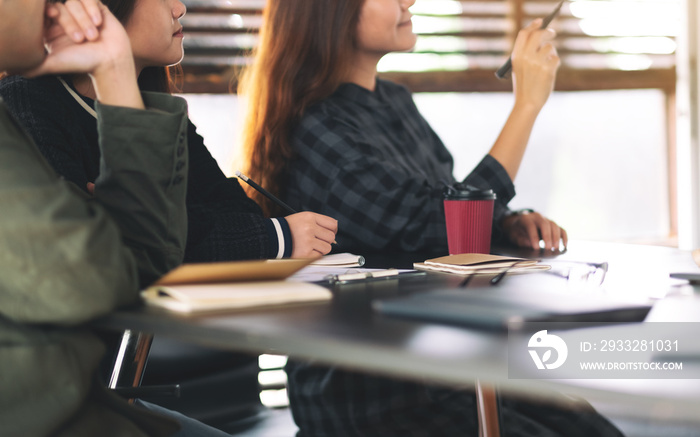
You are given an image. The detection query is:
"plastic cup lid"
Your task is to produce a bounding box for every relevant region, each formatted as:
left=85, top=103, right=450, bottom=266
left=443, top=183, right=497, bottom=200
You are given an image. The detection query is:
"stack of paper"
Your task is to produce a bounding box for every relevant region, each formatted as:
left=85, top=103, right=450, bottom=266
left=413, top=253, right=549, bottom=276
left=141, top=258, right=331, bottom=314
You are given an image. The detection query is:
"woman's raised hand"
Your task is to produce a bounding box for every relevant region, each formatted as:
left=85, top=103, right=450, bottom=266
left=510, top=18, right=560, bottom=112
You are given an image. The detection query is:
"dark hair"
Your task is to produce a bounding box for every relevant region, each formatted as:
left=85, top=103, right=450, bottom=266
left=67, top=0, right=182, bottom=93
left=104, top=0, right=183, bottom=93
left=239, top=0, right=364, bottom=215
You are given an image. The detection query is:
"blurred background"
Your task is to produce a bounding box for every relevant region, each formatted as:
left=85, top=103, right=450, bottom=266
left=175, top=0, right=696, bottom=249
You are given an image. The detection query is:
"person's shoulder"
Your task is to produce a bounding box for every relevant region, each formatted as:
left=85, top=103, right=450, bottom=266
left=0, top=75, right=29, bottom=94
left=297, top=101, right=365, bottom=149
left=0, top=75, right=61, bottom=99
left=376, top=78, right=415, bottom=104
left=0, top=75, right=68, bottom=120
left=300, top=85, right=369, bottom=127
left=297, top=96, right=340, bottom=131
left=292, top=102, right=368, bottom=158
left=376, top=78, right=410, bottom=94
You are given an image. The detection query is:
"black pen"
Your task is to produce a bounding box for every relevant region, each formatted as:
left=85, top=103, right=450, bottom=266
left=235, top=171, right=297, bottom=215
left=495, top=0, right=564, bottom=80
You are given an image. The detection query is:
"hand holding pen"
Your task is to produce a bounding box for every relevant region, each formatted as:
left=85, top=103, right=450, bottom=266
left=495, top=1, right=564, bottom=80
left=510, top=18, right=560, bottom=112
left=236, top=171, right=338, bottom=257
left=286, top=213, right=338, bottom=258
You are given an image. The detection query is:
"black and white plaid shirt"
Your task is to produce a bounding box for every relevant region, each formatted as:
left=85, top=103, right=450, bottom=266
left=285, top=79, right=515, bottom=254
left=286, top=362, right=623, bottom=437
left=285, top=80, right=623, bottom=436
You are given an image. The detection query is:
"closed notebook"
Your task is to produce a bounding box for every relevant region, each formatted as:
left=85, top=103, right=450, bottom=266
left=143, top=258, right=331, bottom=313
left=414, top=253, right=549, bottom=275
left=156, top=258, right=313, bottom=285
left=373, top=275, right=651, bottom=331
left=142, top=281, right=332, bottom=314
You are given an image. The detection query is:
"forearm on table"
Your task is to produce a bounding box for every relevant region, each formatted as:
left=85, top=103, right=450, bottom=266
left=184, top=206, right=285, bottom=261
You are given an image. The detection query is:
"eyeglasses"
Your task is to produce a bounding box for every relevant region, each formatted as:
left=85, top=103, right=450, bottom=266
left=459, top=260, right=608, bottom=288
left=544, top=261, right=609, bottom=287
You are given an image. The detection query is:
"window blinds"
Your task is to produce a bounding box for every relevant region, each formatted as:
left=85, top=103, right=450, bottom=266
left=179, top=0, right=678, bottom=93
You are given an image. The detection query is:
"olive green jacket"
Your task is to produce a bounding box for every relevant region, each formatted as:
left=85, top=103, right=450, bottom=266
left=0, top=92, right=188, bottom=436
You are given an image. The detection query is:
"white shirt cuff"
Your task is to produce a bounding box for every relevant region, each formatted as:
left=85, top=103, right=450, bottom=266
left=270, top=218, right=285, bottom=259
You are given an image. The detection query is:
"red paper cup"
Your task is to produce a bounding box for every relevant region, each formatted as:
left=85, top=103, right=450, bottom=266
left=443, top=187, right=496, bottom=254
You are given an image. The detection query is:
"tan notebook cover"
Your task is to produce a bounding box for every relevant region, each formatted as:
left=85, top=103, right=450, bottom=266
left=425, top=253, right=532, bottom=267
left=156, top=258, right=314, bottom=285
left=414, top=253, right=548, bottom=276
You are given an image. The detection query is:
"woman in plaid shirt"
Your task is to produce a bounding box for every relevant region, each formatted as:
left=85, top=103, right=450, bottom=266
left=240, top=0, right=568, bottom=256
left=239, top=0, right=623, bottom=436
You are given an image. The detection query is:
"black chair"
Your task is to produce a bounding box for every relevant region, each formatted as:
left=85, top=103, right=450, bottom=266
left=106, top=330, right=267, bottom=431
left=139, top=336, right=264, bottom=431
left=107, top=331, right=499, bottom=436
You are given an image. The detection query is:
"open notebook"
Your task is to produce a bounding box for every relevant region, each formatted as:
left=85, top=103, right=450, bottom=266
left=142, top=258, right=331, bottom=314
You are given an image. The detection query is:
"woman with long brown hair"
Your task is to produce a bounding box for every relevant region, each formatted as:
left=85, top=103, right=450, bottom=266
left=240, top=0, right=566, bottom=255
left=239, top=1, right=623, bottom=436
left=0, top=0, right=338, bottom=263
left=240, top=0, right=362, bottom=216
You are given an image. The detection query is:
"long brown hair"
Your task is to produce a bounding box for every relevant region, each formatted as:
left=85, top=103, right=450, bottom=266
left=239, top=0, right=364, bottom=216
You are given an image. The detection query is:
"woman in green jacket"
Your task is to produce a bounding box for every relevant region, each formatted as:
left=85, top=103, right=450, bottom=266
left=0, top=0, right=225, bottom=435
